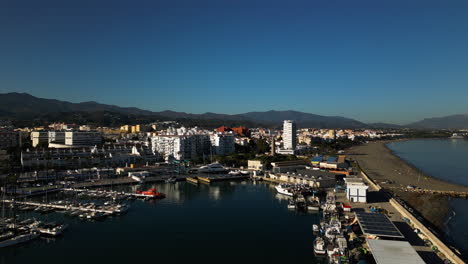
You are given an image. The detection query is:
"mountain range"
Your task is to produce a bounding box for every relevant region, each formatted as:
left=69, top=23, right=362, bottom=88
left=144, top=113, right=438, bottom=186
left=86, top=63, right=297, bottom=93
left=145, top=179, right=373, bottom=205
left=0, top=93, right=467, bottom=129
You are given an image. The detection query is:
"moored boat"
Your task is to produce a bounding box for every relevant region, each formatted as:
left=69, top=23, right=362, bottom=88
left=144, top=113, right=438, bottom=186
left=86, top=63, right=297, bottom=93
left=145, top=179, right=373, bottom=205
left=165, top=176, right=177, bottom=183
left=136, top=188, right=166, bottom=199
left=0, top=232, right=39, bottom=248
left=287, top=200, right=296, bottom=209
left=198, top=163, right=228, bottom=173
left=314, top=237, right=326, bottom=255
left=275, top=184, right=293, bottom=196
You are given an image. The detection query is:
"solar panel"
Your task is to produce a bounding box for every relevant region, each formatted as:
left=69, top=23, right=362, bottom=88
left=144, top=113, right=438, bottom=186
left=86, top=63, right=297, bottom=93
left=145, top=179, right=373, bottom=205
left=355, top=212, right=404, bottom=238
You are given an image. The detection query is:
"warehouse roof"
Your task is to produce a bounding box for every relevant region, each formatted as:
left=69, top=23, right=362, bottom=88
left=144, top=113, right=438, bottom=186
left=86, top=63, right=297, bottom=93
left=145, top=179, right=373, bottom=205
left=311, top=156, right=323, bottom=162
left=367, top=239, right=425, bottom=264
left=356, top=212, right=404, bottom=238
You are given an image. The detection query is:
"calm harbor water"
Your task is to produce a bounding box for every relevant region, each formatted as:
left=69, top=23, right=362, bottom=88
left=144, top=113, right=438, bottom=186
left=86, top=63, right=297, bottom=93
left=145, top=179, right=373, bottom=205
left=387, top=139, right=468, bottom=257
left=1, top=181, right=322, bottom=264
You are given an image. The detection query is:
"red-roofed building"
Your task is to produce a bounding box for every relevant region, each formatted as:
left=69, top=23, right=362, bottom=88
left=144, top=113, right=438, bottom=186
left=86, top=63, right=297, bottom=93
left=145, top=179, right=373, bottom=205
left=216, top=126, right=251, bottom=137
left=216, top=126, right=232, bottom=133
left=232, top=126, right=251, bottom=137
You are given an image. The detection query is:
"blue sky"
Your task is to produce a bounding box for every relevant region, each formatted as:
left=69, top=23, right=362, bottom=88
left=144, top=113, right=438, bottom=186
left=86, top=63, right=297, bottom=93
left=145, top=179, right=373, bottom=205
left=1, top=0, right=467, bottom=124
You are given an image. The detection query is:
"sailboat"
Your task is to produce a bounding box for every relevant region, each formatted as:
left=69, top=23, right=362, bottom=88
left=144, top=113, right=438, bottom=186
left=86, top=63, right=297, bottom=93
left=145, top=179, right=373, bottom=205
left=0, top=188, right=39, bottom=248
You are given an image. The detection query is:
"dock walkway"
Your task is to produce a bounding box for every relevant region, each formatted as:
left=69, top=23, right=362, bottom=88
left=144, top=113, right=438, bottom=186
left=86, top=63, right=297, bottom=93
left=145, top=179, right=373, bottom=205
left=3, top=200, right=123, bottom=215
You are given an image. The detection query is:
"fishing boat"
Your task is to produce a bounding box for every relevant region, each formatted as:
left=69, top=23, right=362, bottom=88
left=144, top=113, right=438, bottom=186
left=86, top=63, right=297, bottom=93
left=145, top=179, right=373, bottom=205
left=165, top=176, right=177, bottom=183
left=313, top=237, right=326, bottom=255
left=287, top=200, right=296, bottom=209
left=307, top=196, right=320, bottom=211
left=312, top=224, right=319, bottom=232
left=275, top=184, right=293, bottom=196
left=295, top=194, right=307, bottom=211
left=136, top=188, right=166, bottom=199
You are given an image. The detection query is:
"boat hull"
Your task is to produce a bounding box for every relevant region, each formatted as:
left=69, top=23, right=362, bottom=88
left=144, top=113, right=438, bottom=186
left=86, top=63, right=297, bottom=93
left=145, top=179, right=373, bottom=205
left=275, top=185, right=293, bottom=196
left=0, top=233, right=39, bottom=248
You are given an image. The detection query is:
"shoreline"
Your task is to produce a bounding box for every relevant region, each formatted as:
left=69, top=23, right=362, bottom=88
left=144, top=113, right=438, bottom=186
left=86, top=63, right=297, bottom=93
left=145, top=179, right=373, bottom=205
left=349, top=139, right=468, bottom=192
left=347, top=140, right=468, bottom=249
left=384, top=138, right=468, bottom=188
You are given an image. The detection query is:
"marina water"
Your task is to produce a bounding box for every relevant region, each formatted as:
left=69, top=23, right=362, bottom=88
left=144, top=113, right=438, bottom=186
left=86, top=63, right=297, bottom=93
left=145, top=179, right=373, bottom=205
left=1, top=182, right=322, bottom=264
left=387, top=139, right=468, bottom=257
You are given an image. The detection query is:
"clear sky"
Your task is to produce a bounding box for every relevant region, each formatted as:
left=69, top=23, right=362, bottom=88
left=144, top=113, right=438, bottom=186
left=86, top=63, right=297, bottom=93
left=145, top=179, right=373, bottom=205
left=1, top=0, right=468, bottom=124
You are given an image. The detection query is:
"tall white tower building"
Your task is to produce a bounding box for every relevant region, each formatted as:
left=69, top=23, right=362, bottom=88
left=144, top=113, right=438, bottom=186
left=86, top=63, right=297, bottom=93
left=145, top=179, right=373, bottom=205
left=283, top=120, right=296, bottom=150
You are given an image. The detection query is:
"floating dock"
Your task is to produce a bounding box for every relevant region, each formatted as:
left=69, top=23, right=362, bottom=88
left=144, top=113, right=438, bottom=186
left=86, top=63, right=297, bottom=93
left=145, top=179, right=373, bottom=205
left=62, top=188, right=161, bottom=199
left=186, top=177, right=199, bottom=184
left=196, top=175, right=249, bottom=184
left=3, top=200, right=127, bottom=215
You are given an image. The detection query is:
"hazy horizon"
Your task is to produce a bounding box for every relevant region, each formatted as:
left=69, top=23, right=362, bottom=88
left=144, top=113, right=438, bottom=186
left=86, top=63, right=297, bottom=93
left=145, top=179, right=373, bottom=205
left=1, top=0, right=468, bottom=124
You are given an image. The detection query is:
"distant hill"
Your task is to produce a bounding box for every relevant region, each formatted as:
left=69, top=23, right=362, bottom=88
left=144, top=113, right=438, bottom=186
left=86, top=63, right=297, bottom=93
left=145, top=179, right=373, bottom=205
left=236, top=110, right=367, bottom=128
left=0, top=93, right=369, bottom=128
left=368, top=123, right=403, bottom=129
left=406, top=114, right=468, bottom=129
left=0, top=92, right=154, bottom=116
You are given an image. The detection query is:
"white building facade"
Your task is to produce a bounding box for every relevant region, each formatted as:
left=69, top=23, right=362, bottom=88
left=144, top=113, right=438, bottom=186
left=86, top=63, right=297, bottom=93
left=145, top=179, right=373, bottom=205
left=151, top=131, right=234, bottom=161
left=279, top=120, right=296, bottom=154
left=210, top=133, right=235, bottom=156
left=151, top=134, right=211, bottom=160
left=65, top=131, right=102, bottom=146
left=31, top=131, right=102, bottom=148
left=344, top=178, right=369, bottom=203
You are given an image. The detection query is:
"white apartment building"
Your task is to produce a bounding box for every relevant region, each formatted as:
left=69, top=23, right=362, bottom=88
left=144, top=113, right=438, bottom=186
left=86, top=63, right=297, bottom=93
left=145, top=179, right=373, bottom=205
left=31, top=131, right=65, bottom=147
left=65, top=131, right=102, bottom=146
left=210, top=133, right=235, bottom=156
left=151, top=134, right=211, bottom=160
left=151, top=132, right=234, bottom=160
left=282, top=120, right=297, bottom=152
left=31, top=131, right=102, bottom=148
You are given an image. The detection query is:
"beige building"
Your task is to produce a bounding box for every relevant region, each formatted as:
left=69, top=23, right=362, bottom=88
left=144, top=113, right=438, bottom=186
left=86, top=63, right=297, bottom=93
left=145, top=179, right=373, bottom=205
left=247, top=160, right=264, bottom=171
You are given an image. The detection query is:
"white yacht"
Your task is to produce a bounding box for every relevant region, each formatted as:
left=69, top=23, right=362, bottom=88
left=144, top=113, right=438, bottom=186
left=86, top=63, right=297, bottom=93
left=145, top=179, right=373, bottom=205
left=37, top=223, right=69, bottom=236
left=198, top=163, right=228, bottom=173
left=275, top=184, right=293, bottom=196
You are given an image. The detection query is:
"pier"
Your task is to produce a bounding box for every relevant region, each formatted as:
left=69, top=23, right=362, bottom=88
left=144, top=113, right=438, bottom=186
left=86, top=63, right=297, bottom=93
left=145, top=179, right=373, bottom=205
left=2, top=200, right=126, bottom=215
left=62, top=188, right=160, bottom=199
left=186, top=177, right=199, bottom=184
left=186, top=175, right=249, bottom=184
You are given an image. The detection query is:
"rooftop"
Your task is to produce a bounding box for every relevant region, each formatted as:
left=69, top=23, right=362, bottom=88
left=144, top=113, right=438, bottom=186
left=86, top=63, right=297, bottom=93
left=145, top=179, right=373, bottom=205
left=367, top=239, right=425, bottom=264
left=356, top=212, right=404, bottom=239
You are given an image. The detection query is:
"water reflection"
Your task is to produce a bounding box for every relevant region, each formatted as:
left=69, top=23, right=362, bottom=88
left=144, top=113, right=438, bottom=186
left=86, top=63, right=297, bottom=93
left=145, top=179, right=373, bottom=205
left=274, top=193, right=292, bottom=202
left=208, top=186, right=220, bottom=200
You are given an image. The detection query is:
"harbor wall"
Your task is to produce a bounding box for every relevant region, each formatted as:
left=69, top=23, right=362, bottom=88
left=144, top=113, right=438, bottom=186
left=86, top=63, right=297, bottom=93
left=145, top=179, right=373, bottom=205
left=358, top=166, right=464, bottom=264
left=389, top=198, right=465, bottom=264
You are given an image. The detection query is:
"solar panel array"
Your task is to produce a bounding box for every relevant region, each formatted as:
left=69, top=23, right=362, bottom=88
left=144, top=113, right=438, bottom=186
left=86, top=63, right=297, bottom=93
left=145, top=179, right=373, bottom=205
left=355, top=212, right=404, bottom=238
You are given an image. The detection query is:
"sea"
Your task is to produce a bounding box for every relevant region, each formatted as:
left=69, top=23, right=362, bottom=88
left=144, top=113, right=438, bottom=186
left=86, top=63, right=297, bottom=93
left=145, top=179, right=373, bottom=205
left=0, top=181, right=323, bottom=264
left=387, top=138, right=468, bottom=258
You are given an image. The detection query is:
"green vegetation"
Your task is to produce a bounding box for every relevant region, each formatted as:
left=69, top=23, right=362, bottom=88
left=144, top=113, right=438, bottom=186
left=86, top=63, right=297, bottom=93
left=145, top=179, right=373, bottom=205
left=404, top=129, right=453, bottom=138
left=305, top=138, right=364, bottom=156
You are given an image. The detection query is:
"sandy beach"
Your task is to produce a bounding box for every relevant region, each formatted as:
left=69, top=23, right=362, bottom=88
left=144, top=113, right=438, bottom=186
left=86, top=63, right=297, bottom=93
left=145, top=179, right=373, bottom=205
left=348, top=140, right=468, bottom=229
